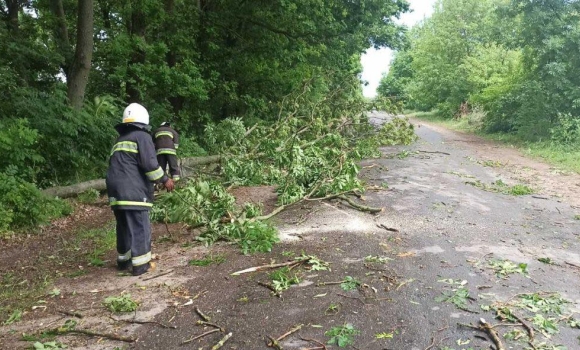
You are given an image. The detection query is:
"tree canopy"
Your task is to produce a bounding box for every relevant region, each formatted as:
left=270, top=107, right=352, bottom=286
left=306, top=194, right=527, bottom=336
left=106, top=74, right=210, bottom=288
left=379, top=0, right=580, bottom=141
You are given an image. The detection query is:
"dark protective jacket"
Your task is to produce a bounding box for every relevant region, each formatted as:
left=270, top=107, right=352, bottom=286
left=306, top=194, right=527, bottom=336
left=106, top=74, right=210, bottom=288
left=106, top=123, right=168, bottom=210
left=153, top=126, right=180, bottom=155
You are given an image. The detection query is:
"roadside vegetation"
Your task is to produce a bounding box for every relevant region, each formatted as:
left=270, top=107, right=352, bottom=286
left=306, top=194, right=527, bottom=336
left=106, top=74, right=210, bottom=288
left=379, top=0, right=580, bottom=174
left=0, top=0, right=411, bottom=236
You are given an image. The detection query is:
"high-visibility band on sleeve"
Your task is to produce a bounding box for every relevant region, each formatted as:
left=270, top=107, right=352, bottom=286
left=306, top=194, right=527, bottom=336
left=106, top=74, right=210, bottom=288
left=132, top=252, right=152, bottom=266
left=110, top=141, right=139, bottom=156
left=109, top=200, right=153, bottom=208
left=117, top=250, right=131, bottom=262
left=172, top=175, right=180, bottom=181
left=156, top=148, right=177, bottom=155
left=146, top=166, right=165, bottom=181
left=155, top=131, right=174, bottom=139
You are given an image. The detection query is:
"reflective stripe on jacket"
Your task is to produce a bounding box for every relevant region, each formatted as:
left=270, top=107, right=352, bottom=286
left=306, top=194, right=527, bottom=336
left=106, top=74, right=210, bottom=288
left=153, top=126, right=179, bottom=153
left=106, top=123, right=168, bottom=210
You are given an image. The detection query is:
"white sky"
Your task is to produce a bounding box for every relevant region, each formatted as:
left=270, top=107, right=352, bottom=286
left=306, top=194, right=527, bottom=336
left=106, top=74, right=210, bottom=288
left=361, top=0, right=437, bottom=97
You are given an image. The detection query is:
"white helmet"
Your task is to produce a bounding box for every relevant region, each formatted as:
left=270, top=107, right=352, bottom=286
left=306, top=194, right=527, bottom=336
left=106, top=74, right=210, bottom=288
left=122, top=103, right=149, bottom=125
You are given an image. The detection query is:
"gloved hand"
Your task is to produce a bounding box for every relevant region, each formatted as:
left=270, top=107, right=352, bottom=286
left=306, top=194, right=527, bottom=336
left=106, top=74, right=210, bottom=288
left=164, top=178, right=175, bottom=192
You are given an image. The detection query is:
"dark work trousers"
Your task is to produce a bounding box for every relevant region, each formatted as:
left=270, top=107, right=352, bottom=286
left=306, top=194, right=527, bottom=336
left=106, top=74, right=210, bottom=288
left=114, top=210, right=152, bottom=273
left=157, top=154, right=180, bottom=180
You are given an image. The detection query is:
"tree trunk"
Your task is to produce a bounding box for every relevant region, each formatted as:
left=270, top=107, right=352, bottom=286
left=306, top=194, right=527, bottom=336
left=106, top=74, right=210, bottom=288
left=50, top=0, right=72, bottom=72
left=42, top=155, right=222, bottom=198
left=4, top=0, right=20, bottom=32
left=126, top=0, right=146, bottom=103
left=67, top=0, right=94, bottom=110
left=164, top=0, right=185, bottom=116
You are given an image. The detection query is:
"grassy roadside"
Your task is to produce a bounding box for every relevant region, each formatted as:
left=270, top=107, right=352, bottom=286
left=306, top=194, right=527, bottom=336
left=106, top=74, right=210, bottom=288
left=407, top=111, right=580, bottom=174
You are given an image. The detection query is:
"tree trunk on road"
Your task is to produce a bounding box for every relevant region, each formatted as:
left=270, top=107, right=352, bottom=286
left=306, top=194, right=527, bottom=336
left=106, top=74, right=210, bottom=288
left=43, top=155, right=222, bottom=198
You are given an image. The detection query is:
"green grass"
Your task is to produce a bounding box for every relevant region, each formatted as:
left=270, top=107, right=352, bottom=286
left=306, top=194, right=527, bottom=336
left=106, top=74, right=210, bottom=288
left=409, top=111, right=580, bottom=174
left=188, top=254, right=226, bottom=266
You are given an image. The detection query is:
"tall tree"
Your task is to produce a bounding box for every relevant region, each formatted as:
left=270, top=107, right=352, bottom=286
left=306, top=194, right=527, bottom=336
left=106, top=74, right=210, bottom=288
left=50, top=0, right=94, bottom=109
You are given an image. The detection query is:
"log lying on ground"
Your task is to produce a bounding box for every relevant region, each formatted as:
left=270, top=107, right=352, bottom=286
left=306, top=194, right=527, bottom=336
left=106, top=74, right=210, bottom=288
left=43, top=179, right=107, bottom=198
left=42, top=155, right=222, bottom=198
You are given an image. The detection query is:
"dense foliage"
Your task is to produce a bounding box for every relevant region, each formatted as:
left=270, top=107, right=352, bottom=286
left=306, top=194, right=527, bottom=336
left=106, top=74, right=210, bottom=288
left=0, top=0, right=410, bottom=233
left=379, top=0, right=580, bottom=143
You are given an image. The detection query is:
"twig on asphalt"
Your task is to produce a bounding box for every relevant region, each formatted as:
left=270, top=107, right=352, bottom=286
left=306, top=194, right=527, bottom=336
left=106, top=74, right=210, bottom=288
left=316, top=281, right=344, bottom=287
left=195, top=307, right=211, bottom=322
left=110, top=316, right=176, bottom=329
left=376, top=223, right=399, bottom=232
left=418, top=150, right=451, bottom=155
left=511, top=312, right=534, bottom=341
left=458, top=318, right=505, bottom=350
left=196, top=320, right=226, bottom=332
left=337, top=195, right=383, bottom=213
left=231, top=259, right=307, bottom=276
left=58, top=310, right=84, bottom=318
left=211, top=332, right=232, bottom=350
left=142, top=269, right=174, bottom=281
left=299, top=336, right=328, bottom=350
left=182, top=328, right=220, bottom=344
left=55, top=328, right=136, bottom=342
left=267, top=324, right=303, bottom=348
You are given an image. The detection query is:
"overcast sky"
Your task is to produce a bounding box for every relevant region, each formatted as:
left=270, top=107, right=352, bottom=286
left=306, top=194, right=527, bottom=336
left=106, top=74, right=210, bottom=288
left=360, top=0, right=437, bottom=97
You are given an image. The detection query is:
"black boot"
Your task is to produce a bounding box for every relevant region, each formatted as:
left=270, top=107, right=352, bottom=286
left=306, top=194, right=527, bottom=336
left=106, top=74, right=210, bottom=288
left=132, top=262, right=151, bottom=276
left=117, top=261, right=131, bottom=271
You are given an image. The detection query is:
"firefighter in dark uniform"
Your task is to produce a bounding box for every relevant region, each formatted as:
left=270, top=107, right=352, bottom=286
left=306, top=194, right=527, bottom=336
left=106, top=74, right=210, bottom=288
left=106, top=103, right=175, bottom=276
left=153, top=122, right=180, bottom=181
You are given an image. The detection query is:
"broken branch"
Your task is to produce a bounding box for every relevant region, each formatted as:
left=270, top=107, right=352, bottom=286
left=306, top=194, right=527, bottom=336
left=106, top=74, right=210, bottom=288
left=459, top=319, right=505, bottom=350
left=110, top=316, right=176, bottom=329
left=211, top=332, right=233, bottom=350
left=299, top=337, right=328, bottom=350
left=142, top=269, right=174, bottom=281
left=511, top=312, right=534, bottom=341
left=196, top=320, right=226, bottom=332
left=267, top=324, right=302, bottom=348
left=337, top=195, right=383, bottom=213
left=195, top=307, right=211, bottom=322
left=232, top=258, right=307, bottom=276
left=258, top=281, right=281, bottom=297
left=56, top=328, right=136, bottom=342
left=182, top=328, right=220, bottom=344
left=57, top=310, right=84, bottom=318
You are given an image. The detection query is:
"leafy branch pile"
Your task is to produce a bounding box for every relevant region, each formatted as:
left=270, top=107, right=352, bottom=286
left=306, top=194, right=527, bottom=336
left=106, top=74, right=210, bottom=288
left=152, top=87, right=416, bottom=252
left=151, top=180, right=278, bottom=254
left=485, top=292, right=577, bottom=348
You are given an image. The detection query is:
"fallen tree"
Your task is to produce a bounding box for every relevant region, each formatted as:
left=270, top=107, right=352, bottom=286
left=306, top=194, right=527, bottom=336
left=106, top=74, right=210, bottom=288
left=149, top=83, right=416, bottom=253
left=42, top=155, right=222, bottom=198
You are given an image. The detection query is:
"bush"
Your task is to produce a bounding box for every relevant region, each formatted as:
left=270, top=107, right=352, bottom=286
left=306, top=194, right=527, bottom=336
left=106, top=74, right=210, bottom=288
left=550, top=113, right=580, bottom=146
left=0, top=173, right=71, bottom=233
left=77, top=188, right=100, bottom=204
